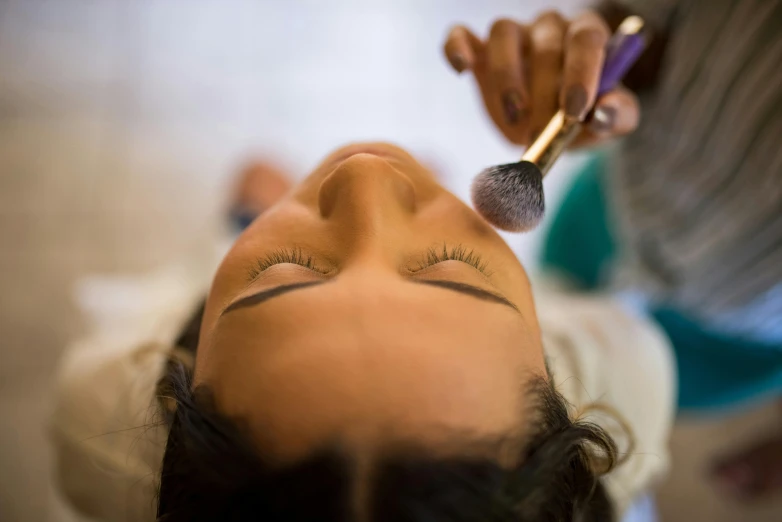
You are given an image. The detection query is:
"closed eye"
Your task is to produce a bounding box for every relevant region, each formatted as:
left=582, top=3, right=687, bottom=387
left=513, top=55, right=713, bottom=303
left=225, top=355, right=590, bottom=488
left=248, top=247, right=330, bottom=281
left=412, top=244, right=490, bottom=276
left=248, top=244, right=491, bottom=282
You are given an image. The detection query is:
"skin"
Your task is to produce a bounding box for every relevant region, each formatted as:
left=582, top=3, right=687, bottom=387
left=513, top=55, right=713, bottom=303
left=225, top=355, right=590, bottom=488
left=443, top=10, right=641, bottom=147
left=195, top=142, right=547, bottom=463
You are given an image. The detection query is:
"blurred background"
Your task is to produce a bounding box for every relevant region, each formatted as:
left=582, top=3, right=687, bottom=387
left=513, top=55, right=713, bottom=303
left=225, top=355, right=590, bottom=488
left=0, top=0, right=779, bottom=520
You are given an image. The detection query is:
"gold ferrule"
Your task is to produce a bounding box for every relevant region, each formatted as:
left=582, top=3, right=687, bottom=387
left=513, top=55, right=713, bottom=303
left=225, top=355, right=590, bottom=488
left=521, top=110, right=582, bottom=176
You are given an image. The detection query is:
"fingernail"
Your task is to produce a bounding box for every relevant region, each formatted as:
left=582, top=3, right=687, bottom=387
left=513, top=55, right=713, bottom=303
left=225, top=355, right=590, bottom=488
left=502, top=90, right=525, bottom=125
left=564, top=85, right=588, bottom=120
left=590, top=106, right=616, bottom=134
left=451, top=54, right=467, bottom=73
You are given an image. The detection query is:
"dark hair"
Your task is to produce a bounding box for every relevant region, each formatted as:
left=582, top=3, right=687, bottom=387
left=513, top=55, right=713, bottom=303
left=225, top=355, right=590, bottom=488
left=156, top=358, right=618, bottom=521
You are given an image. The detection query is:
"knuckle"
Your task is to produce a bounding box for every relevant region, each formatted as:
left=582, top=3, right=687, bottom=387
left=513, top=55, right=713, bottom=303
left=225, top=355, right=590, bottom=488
left=448, top=25, right=469, bottom=42
left=583, top=10, right=610, bottom=28
left=489, top=18, right=517, bottom=38
left=569, top=26, right=608, bottom=49
left=535, top=10, right=565, bottom=26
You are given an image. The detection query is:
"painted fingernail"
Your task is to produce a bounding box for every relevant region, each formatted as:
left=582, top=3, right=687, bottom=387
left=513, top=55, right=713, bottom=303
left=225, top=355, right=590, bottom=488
left=564, top=85, right=588, bottom=119
left=451, top=54, right=467, bottom=73
left=502, top=90, right=525, bottom=125
left=590, top=106, right=616, bottom=134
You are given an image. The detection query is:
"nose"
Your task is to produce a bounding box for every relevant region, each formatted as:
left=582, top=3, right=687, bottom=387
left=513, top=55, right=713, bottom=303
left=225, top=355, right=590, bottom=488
left=318, top=154, right=417, bottom=233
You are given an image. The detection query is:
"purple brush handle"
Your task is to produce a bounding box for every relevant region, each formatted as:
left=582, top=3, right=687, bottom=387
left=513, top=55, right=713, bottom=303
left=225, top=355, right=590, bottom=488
left=597, top=29, right=646, bottom=96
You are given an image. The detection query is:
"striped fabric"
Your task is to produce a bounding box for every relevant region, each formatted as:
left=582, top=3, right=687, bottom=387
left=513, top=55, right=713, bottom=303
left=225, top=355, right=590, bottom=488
left=610, top=0, right=782, bottom=343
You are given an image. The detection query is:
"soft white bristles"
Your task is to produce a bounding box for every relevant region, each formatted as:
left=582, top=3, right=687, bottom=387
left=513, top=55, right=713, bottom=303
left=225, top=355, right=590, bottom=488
left=471, top=161, right=545, bottom=232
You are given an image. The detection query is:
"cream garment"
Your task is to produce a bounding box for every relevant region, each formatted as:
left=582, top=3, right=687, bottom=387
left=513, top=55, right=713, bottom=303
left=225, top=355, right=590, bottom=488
left=51, top=256, right=675, bottom=522
left=534, top=282, right=676, bottom=517
left=51, top=245, right=226, bottom=522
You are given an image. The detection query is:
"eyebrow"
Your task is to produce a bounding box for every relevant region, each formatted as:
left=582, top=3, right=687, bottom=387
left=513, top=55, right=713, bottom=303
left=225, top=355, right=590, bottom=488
left=414, top=280, right=519, bottom=312
left=224, top=281, right=324, bottom=314
left=223, top=278, right=519, bottom=315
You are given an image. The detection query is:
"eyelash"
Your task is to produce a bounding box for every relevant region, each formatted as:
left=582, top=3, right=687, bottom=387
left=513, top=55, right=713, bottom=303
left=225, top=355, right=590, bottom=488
left=248, top=244, right=490, bottom=281
left=248, top=247, right=329, bottom=280
left=415, top=244, right=490, bottom=275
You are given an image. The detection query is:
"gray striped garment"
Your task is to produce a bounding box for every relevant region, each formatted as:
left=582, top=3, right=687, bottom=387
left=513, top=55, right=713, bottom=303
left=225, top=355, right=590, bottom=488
left=609, top=0, right=782, bottom=343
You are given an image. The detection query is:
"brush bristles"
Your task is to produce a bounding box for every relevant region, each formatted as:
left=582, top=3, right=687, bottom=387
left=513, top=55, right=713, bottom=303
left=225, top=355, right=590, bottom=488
left=471, top=161, right=545, bottom=232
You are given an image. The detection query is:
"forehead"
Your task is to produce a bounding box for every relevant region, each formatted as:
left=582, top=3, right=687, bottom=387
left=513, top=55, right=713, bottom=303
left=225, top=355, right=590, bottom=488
left=196, top=282, right=535, bottom=461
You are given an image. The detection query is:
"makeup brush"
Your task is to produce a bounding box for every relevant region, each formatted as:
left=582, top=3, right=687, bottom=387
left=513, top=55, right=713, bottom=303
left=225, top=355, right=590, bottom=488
left=472, top=16, right=648, bottom=232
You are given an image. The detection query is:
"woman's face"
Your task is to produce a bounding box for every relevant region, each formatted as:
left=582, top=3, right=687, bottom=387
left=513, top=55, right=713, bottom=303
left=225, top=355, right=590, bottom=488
left=195, top=143, right=546, bottom=461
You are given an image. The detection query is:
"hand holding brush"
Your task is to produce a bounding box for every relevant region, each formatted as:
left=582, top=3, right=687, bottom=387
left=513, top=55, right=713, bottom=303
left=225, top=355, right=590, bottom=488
left=445, top=13, right=647, bottom=231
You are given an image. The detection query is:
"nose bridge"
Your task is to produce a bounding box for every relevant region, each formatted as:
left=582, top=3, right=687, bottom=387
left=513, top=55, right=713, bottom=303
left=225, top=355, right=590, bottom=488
left=318, top=155, right=417, bottom=248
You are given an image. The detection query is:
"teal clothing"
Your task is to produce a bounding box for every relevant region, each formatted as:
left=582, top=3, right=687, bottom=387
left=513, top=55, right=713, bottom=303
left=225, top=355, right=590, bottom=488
left=541, top=154, right=782, bottom=412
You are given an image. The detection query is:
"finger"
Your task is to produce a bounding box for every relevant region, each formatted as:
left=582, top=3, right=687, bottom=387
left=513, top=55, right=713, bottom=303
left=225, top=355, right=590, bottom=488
left=571, top=86, right=640, bottom=147
left=561, top=11, right=610, bottom=120
left=528, top=11, right=567, bottom=141
left=589, top=87, right=640, bottom=136
left=444, top=25, right=483, bottom=73
left=485, top=19, right=529, bottom=126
